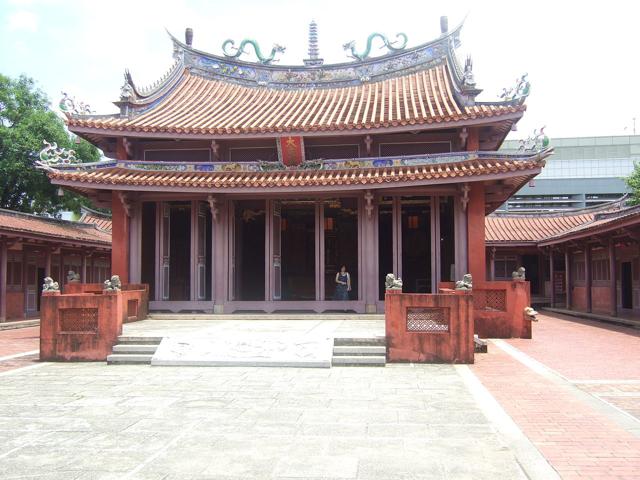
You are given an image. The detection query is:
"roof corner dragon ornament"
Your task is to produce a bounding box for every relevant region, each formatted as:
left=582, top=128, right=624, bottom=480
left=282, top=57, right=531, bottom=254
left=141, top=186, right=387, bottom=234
left=59, top=92, right=93, bottom=116
left=499, top=73, right=531, bottom=102
left=518, top=127, right=550, bottom=152
left=343, top=32, right=408, bottom=61
left=222, top=39, right=286, bottom=64
left=36, top=140, right=77, bottom=170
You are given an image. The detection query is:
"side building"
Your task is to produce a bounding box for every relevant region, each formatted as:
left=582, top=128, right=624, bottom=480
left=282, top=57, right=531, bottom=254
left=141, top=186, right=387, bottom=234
left=0, top=208, right=111, bottom=322
left=486, top=199, right=640, bottom=320
left=499, top=135, right=638, bottom=212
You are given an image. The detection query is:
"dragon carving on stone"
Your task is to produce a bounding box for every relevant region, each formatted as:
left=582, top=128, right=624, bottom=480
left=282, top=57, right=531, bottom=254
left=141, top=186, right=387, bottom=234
left=222, top=39, right=286, bottom=64
left=343, top=32, right=408, bottom=61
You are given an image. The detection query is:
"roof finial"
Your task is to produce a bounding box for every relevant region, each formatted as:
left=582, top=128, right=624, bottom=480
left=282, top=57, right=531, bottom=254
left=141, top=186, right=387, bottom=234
left=185, top=27, right=193, bottom=47
left=440, top=16, right=448, bottom=34
left=304, top=19, right=324, bottom=66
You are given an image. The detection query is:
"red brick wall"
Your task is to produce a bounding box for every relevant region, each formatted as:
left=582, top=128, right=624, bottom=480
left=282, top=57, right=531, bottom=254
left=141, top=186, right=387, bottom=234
left=571, top=286, right=587, bottom=312
left=592, top=286, right=612, bottom=314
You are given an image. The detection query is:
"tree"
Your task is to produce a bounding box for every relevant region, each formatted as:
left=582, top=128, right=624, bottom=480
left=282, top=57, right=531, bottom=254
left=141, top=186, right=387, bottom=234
left=0, top=74, right=100, bottom=215
left=626, top=162, right=640, bottom=205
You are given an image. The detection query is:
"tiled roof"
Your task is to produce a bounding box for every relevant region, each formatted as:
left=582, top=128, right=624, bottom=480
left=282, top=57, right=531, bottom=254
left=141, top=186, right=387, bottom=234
left=48, top=155, right=544, bottom=191
left=79, top=207, right=112, bottom=232
left=0, top=209, right=111, bottom=246
left=67, top=66, right=524, bottom=136
left=485, top=213, right=595, bottom=244
left=486, top=199, right=636, bottom=245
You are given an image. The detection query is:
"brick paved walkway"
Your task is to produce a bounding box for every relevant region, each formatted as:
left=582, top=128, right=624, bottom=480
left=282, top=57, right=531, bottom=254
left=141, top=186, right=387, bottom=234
left=472, top=313, right=640, bottom=480
left=508, top=312, right=640, bottom=381
left=0, top=326, right=39, bottom=373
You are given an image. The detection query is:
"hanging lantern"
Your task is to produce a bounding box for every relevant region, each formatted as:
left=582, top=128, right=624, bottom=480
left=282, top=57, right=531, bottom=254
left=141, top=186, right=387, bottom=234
left=281, top=218, right=288, bottom=231
left=324, top=217, right=334, bottom=231
left=408, top=215, right=419, bottom=229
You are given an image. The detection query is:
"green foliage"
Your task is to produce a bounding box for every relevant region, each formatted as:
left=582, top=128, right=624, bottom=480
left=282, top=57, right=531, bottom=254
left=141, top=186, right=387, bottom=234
left=0, top=73, right=100, bottom=215
left=626, top=162, right=640, bottom=205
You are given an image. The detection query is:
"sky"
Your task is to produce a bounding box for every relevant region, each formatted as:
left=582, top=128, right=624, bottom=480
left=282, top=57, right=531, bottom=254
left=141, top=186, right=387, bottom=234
left=1, top=0, right=639, bottom=140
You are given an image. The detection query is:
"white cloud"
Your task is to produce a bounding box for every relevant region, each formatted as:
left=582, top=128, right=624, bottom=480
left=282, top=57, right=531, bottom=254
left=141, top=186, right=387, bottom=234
left=7, top=10, right=38, bottom=32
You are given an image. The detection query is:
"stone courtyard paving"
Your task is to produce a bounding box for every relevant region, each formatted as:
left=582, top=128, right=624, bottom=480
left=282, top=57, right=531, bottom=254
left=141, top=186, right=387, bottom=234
left=0, top=362, right=537, bottom=480
left=1, top=313, right=640, bottom=479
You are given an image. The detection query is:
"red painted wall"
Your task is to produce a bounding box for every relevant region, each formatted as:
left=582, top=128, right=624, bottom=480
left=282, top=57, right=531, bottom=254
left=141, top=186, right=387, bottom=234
left=571, top=286, right=588, bottom=312
left=385, top=290, right=474, bottom=363
left=592, top=286, right=612, bottom=314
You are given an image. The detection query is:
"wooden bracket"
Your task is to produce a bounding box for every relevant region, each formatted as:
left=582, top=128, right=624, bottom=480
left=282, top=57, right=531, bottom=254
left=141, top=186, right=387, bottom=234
left=118, top=192, right=131, bottom=218
left=459, top=183, right=470, bottom=212
left=364, top=190, right=374, bottom=219
left=207, top=194, right=219, bottom=222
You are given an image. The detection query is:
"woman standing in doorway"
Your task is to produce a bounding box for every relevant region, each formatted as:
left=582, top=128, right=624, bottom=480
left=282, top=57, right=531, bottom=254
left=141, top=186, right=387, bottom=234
left=334, top=265, right=351, bottom=301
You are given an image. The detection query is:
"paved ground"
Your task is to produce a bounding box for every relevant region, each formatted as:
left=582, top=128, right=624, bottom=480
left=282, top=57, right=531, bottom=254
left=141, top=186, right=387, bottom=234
left=1, top=313, right=639, bottom=479
left=0, top=363, right=531, bottom=480
left=0, top=326, right=39, bottom=373
left=472, top=313, right=640, bottom=480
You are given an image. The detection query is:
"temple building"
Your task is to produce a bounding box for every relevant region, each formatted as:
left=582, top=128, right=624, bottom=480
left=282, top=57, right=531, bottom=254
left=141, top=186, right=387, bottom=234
left=43, top=17, right=552, bottom=313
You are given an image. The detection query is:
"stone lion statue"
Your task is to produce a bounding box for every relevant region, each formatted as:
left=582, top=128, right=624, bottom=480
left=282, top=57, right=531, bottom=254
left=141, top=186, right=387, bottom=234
left=512, top=266, right=526, bottom=281
left=67, top=270, right=80, bottom=283
left=385, top=273, right=403, bottom=290
left=524, top=306, right=539, bottom=321
left=455, top=273, right=473, bottom=291
left=42, top=277, right=59, bottom=292
left=103, top=275, right=122, bottom=291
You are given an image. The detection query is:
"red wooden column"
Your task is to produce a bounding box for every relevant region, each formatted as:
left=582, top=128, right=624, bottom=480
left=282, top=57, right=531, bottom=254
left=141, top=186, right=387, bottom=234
left=585, top=244, right=592, bottom=313
left=111, top=137, right=130, bottom=283
left=609, top=239, right=617, bottom=316
left=549, top=250, right=555, bottom=308
left=44, top=247, right=52, bottom=278
left=466, top=182, right=486, bottom=284
left=81, top=251, right=88, bottom=283
left=564, top=249, right=572, bottom=310
left=0, top=242, right=7, bottom=322
left=111, top=190, right=130, bottom=283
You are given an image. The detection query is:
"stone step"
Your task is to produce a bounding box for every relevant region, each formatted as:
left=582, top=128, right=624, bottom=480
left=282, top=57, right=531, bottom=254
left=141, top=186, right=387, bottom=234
left=116, top=336, right=163, bottom=345
left=107, top=353, right=154, bottom=365
left=332, top=345, right=386, bottom=356
left=112, top=344, right=158, bottom=354
left=148, top=313, right=384, bottom=321
left=331, top=355, right=386, bottom=367
left=333, top=337, right=386, bottom=347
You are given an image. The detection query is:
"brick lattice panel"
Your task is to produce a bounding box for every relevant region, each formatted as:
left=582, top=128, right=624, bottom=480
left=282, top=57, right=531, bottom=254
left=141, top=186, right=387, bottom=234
left=406, top=307, right=449, bottom=333
left=474, top=290, right=507, bottom=311
left=59, top=308, right=98, bottom=333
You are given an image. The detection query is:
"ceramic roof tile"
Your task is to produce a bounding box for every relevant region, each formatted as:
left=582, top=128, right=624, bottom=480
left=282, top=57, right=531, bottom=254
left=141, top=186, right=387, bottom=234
left=67, top=65, right=524, bottom=136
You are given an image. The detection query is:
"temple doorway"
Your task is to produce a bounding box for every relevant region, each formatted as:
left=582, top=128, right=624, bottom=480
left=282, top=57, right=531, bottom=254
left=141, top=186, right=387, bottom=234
left=324, top=198, right=358, bottom=300
left=232, top=200, right=266, bottom=301
left=400, top=197, right=431, bottom=293
left=168, top=202, right=191, bottom=301
left=281, top=201, right=316, bottom=300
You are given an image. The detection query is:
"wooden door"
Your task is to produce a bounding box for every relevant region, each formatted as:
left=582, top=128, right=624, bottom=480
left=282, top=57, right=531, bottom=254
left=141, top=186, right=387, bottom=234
left=271, top=201, right=282, bottom=300
left=195, top=202, right=207, bottom=300
left=228, top=201, right=236, bottom=301
left=159, top=203, right=170, bottom=301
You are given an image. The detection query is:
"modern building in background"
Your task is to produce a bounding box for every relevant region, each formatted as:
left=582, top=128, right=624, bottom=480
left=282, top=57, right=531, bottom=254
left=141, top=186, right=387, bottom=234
left=498, top=135, right=639, bottom=212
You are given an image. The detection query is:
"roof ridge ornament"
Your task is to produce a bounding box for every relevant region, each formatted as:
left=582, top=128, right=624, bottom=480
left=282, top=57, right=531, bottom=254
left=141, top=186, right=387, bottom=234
left=221, top=38, right=286, bottom=64
left=499, top=73, right=531, bottom=103
left=518, top=126, right=549, bottom=152
left=342, top=32, right=408, bottom=61
left=36, top=140, right=77, bottom=170
left=59, top=92, right=93, bottom=116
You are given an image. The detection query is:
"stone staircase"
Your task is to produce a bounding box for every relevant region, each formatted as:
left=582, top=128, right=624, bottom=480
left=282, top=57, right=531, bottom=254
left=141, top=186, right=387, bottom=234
left=331, top=337, right=386, bottom=367
left=107, top=336, right=163, bottom=365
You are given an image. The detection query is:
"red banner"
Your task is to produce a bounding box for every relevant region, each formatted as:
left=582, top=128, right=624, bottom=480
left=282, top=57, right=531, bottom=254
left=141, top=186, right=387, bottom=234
left=278, top=136, right=305, bottom=167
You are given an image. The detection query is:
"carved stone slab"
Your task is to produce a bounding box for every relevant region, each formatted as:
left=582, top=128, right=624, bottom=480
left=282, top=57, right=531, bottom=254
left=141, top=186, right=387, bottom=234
left=151, top=329, right=332, bottom=368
